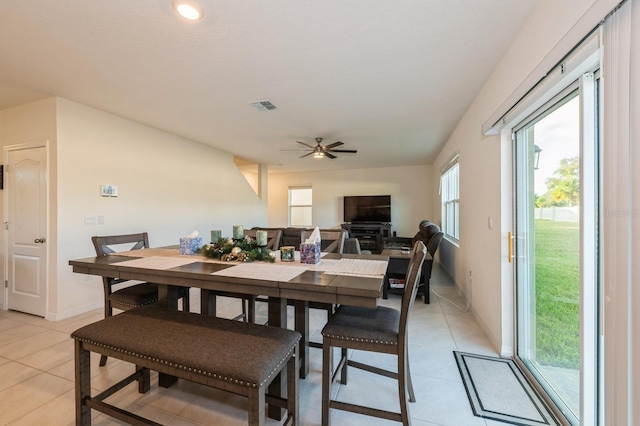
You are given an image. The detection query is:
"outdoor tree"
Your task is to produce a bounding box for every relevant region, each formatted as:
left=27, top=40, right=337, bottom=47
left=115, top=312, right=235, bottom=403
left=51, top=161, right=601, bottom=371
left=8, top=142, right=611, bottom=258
left=537, top=156, right=580, bottom=207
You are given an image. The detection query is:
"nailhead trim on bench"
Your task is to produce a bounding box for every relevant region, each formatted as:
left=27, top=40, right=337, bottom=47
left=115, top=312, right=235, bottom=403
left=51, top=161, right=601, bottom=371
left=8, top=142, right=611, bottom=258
left=75, top=337, right=296, bottom=388
left=112, top=299, right=158, bottom=308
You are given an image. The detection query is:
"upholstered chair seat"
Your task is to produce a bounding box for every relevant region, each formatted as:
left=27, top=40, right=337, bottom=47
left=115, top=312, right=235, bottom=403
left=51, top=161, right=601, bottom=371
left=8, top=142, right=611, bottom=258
left=322, top=305, right=400, bottom=345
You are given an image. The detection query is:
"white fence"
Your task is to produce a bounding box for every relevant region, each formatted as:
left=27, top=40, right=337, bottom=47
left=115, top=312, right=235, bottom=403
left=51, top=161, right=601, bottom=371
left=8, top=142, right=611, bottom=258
left=535, top=206, right=579, bottom=222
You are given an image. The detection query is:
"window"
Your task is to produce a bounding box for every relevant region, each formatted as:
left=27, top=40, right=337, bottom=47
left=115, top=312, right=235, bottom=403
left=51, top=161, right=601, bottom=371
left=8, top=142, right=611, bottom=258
left=441, top=158, right=459, bottom=242
left=288, top=187, right=312, bottom=226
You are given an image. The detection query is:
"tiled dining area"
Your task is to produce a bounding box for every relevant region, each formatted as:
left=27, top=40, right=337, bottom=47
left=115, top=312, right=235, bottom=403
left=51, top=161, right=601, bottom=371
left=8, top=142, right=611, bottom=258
left=0, top=265, right=502, bottom=426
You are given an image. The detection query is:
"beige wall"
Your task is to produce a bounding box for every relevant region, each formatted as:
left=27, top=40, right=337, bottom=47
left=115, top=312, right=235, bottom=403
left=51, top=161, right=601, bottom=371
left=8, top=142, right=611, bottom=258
left=1, top=97, right=268, bottom=319
left=431, top=0, right=619, bottom=356
left=268, top=165, right=433, bottom=238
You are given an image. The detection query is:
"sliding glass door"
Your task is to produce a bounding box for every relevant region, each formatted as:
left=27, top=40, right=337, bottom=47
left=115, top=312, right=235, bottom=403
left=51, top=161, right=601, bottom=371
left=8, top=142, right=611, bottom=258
left=513, top=73, right=600, bottom=424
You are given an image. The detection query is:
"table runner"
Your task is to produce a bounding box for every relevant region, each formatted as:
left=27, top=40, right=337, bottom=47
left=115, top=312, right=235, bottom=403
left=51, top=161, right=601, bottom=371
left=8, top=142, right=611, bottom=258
left=211, top=263, right=308, bottom=282
left=112, top=248, right=232, bottom=264
left=111, top=256, right=198, bottom=270
left=319, top=258, right=388, bottom=277
left=113, top=248, right=387, bottom=278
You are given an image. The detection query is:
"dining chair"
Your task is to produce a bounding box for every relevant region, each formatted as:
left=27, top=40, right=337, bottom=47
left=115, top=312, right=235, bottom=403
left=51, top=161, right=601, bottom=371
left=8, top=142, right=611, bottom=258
left=91, top=232, right=190, bottom=366
left=343, top=237, right=372, bottom=255
left=208, top=229, right=284, bottom=323
left=300, top=229, right=347, bottom=253
left=244, top=228, right=283, bottom=250
left=256, top=228, right=348, bottom=361
left=296, top=229, right=348, bottom=349
left=321, top=241, right=427, bottom=425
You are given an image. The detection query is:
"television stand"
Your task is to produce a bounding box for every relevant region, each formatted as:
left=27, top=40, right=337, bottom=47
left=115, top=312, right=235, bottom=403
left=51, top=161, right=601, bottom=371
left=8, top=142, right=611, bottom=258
left=341, top=223, right=392, bottom=254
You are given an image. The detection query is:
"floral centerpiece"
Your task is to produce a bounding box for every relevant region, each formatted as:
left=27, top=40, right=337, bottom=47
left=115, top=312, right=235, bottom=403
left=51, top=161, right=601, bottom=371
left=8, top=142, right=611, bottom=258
left=199, top=236, right=275, bottom=262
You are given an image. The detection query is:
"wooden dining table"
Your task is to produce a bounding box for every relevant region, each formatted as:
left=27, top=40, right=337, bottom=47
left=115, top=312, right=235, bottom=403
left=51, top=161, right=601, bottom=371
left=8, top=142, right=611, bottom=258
left=69, top=247, right=388, bottom=420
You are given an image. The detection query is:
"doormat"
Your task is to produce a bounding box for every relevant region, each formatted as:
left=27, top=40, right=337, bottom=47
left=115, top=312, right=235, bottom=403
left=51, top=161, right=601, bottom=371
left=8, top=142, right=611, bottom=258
left=454, top=351, right=558, bottom=425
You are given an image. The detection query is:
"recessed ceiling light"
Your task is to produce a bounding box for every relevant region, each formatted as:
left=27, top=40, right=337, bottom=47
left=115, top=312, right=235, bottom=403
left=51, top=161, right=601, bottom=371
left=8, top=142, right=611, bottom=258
left=173, top=1, right=203, bottom=20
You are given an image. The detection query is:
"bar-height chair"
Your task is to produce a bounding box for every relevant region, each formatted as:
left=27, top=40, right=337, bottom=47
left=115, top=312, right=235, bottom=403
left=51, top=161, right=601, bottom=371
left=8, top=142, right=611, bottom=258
left=254, top=228, right=348, bottom=376
left=343, top=237, right=372, bottom=255
left=300, top=229, right=346, bottom=254
left=296, top=229, right=347, bottom=352
left=321, top=241, right=427, bottom=425
left=239, top=229, right=283, bottom=321
left=91, top=232, right=191, bottom=366
left=204, top=229, right=284, bottom=323
left=244, top=228, right=283, bottom=250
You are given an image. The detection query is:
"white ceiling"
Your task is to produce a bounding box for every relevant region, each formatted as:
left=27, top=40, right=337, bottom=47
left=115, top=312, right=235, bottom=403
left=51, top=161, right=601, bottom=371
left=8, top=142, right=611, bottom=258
left=0, top=0, right=538, bottom=173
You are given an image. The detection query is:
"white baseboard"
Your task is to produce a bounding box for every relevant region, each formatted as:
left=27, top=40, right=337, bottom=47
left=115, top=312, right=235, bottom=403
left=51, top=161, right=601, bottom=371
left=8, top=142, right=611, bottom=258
left=45, top=301, right=103, bottom=321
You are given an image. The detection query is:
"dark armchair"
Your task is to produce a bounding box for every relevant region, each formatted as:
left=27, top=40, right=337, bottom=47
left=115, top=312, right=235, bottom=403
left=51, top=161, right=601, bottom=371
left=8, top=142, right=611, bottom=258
left=384, top=221, right=444, bottom=303
left=412, top=221, right=443, bottom=303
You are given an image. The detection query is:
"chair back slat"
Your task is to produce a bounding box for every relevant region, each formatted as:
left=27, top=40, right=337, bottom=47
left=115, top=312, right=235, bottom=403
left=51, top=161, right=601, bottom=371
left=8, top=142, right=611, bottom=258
left=300, top=229, right=347, bottom=254
left=92, top=233, right=150, bottom=257
left=399, top=241, right=427, bottom=340
left=243, top=229, right=283, bottom=250
left=91, top=233, right=151, bottom=296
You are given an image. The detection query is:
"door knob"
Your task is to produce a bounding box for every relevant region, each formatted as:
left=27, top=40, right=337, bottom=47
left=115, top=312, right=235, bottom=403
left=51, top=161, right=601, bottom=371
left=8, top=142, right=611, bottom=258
left=34, top=238, right=46, bottom=244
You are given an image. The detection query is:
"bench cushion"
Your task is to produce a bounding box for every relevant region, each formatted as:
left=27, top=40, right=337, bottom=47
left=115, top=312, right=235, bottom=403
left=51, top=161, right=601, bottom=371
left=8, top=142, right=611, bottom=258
left=71, top=306, right=300, bottom=388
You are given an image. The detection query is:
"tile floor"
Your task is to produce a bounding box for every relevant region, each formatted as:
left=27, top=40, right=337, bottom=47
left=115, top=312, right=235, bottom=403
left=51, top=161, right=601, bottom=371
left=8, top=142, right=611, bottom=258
left=0, top=265, right=506, bottom=425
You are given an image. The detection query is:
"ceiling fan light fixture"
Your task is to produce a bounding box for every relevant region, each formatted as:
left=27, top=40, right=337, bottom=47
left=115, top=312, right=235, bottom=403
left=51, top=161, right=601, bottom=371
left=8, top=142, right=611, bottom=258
left=313, top=151, right=324, bottom=159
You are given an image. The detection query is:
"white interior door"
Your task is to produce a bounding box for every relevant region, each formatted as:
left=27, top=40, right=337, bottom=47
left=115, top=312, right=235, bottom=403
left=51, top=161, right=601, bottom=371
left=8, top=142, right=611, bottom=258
left=5, top=144, right=48, bottom=317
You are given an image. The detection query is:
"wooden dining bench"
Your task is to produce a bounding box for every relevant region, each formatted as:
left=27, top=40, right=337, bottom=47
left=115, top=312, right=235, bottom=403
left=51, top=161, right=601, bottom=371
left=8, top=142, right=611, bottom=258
left=71, top=306, right=300, bottom=426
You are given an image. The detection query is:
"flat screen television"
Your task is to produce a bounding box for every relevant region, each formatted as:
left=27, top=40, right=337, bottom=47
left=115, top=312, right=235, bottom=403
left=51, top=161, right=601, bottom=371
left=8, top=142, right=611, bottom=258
left=343, top=195, right=391, bottom=224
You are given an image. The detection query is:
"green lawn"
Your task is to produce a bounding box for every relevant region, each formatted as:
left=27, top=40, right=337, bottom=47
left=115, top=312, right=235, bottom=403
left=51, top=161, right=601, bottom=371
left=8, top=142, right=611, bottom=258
left=534, top=219, right=580, bottom=369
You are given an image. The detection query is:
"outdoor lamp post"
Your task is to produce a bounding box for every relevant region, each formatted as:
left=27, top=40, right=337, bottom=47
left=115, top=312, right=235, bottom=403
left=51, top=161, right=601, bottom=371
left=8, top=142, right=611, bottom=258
left=534, top=144, right=542, bottom=170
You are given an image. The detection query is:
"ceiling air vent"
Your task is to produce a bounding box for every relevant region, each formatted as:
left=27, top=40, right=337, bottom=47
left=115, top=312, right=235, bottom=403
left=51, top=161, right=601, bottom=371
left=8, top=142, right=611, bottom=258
left=249, top=100, right=277, bottom=111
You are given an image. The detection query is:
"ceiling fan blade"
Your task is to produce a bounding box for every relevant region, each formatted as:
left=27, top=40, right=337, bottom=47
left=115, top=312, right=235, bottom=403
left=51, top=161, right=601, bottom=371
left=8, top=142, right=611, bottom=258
left=299, top=152, right=314, bottom=158
left=323, top=141, right=344, bottom=150
left=296, top=141, right=315, bottom=149
left=325, top=152, right=337, bottom=159
left=281, top=149, right=311, bottom=151
left=328, top=149, right=357, bottom=154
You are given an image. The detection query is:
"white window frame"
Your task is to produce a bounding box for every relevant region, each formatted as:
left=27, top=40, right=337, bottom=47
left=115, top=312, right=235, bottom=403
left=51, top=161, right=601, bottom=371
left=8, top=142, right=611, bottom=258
left=288, top=186, right=312, bottom=227
left=441, top=154, right=460, bottom=243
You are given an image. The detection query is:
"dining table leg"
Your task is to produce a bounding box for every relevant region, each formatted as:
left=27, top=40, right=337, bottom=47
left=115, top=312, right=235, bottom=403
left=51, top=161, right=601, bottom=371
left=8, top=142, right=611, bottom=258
left=294, top=300, right=310, bottom=379
left=157, top=285, right=179, bottom=309
left=267, top=297, right=287, bottom=421
left=199, top=289, right=216, bottom=316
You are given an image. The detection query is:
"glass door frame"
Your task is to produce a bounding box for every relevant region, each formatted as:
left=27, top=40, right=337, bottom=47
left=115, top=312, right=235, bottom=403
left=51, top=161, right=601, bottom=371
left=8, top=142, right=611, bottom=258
left=511, top=72, right=601, bottom=425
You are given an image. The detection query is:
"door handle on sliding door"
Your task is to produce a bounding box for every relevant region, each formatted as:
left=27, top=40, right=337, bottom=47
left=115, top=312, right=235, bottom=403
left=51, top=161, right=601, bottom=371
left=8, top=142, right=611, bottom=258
left=508, top=231, right=514, bottom=263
